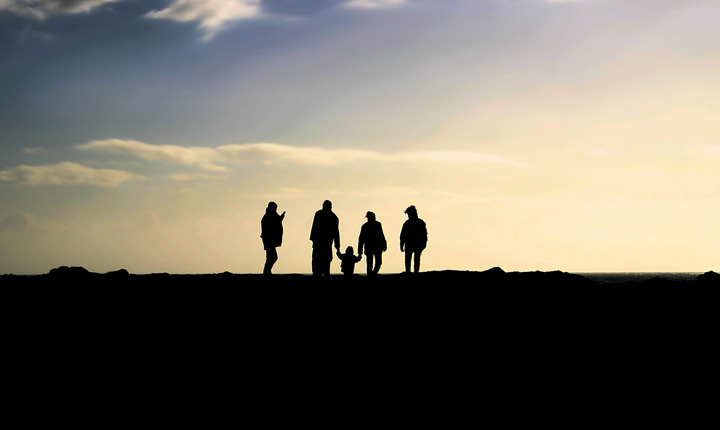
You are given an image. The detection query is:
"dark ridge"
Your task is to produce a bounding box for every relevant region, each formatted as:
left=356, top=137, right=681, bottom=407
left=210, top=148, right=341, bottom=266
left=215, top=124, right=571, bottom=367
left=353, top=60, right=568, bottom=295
left=5, top=266, right=716, bottom=327
left=47, top=266, right=91, bottom=277
left=2, top=266, right=716, bottom=366
left=698, top=271, right=720, bottom=284
left=2, top=266, right=717, bottom=287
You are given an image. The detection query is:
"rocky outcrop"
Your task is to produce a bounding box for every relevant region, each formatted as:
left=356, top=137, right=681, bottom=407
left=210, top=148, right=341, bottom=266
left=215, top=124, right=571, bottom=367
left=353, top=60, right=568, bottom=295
left=48, top=266, right=91, bottom=277
left=698, top=271, right=720, bottom=284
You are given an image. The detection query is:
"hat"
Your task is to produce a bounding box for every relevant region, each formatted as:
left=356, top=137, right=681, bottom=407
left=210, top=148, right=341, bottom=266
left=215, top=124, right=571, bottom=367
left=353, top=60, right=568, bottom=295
left=365, top=211, right=375, bottom=219
left=404, top=205, right=417, bottom=214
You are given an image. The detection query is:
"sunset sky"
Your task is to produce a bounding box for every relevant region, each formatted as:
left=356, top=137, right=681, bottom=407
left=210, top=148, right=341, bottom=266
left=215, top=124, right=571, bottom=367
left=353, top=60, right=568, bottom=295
left=1, top=0, right=718, bottom=275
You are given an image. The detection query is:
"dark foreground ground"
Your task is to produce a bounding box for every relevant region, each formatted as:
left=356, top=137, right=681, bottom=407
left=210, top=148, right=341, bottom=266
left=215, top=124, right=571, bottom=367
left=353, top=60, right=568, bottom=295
left=4, top=265, right=717, bottom=343
left=4, top=265, right=717, bottom=347
left=2, top=265, right=717, bottom=420
left=3, top=266, right=717, bottom=319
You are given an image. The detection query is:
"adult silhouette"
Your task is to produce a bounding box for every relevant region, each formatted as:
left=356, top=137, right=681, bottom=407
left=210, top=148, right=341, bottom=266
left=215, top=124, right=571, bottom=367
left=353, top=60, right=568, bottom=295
left=400, top=205, right=427, bottom=273
left=310, top=200, right=340, bottom=276
left=358, top=211, right=387, bottom=276
left=261, top=202, right=285, bottom=275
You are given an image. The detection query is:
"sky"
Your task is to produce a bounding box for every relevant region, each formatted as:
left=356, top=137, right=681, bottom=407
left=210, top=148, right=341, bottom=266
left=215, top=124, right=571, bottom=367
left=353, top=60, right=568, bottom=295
left=1, top=0, right=718, bottom=275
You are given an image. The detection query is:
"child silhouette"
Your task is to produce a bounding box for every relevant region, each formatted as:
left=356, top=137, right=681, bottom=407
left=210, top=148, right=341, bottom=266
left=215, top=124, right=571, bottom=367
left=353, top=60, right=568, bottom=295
left=336, top=246, right=362, bottom=276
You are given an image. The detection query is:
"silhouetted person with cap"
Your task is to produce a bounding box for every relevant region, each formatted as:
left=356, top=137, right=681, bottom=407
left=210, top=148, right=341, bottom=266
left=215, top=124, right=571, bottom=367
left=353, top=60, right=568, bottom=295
left=310, top=200, right=340, bottom=276
left=358, top=211, right=387, bottom=276
left=337, top=246, right=362, bottom=276
left=400, top=205, right=427, bottom=273
left=261, top=201, right=285, bottom=275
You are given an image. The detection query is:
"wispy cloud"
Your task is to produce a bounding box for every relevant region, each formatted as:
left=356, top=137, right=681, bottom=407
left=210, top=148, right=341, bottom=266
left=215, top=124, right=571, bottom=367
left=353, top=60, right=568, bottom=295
left=76, top=139, right=223, bottom=172
left=144, top=0, right=262, bottom=42
left=0, top=0, right=122, bottom=19
left=217, top=143, right=530, bottom=167
left=0, top=162, right=144, bottom=186
left=1, top=0, right=412, bottom=42
left=344, top=0, right=407, bottom=9
left=216, top=143, right=388, bottom=165
left=144, top=0, right=411, bottom=41
left=77, top=139, right=530, bottom=170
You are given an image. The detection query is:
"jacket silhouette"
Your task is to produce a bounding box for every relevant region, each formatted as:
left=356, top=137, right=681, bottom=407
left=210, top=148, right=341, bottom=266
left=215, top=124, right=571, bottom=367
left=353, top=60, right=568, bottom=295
left=358, top=211, right=387, bottom=275
left=261, top=202, right=285, bottom=275
left=310, top=200, right=340, bottom=276
left=400, top=205, right=427, bottom=273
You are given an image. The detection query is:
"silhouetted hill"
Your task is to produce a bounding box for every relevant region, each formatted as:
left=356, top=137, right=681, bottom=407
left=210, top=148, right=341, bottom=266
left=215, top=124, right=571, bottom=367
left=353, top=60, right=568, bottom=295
left=3, top=266, right=718, bottom=287
left=3, top=265, right=715, bottom=394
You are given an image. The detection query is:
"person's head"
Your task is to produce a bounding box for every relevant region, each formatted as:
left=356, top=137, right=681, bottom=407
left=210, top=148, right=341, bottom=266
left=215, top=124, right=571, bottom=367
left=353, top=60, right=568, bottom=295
left=322, top=200, right=332, bottom=211
left=365, top=211, right=376, bottom=222
left=267, top=201, right=278, bottom=213
left=345, top=246, right=354, bottom=254
left=404, top=205, right=417, bottom=219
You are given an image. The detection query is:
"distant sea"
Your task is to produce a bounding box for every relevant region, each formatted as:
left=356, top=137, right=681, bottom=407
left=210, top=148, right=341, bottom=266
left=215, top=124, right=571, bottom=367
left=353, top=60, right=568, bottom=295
left=576, top=272, right=702, bottom=284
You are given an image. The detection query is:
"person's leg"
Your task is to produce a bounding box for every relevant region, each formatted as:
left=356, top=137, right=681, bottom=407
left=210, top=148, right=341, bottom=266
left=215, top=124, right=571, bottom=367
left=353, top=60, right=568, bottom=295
left=373, top=252, right=382, bottom=275
left=404, top=250, right=411, bottom=273
left=322, top=245, right=332, bottom=276
left=413, top=250, right=422, bottom=273
left=264, top=247, right=278, bottom=275
left=366, top=253, right=374, bottom=275
left=312, top=247, right=322, bottom=276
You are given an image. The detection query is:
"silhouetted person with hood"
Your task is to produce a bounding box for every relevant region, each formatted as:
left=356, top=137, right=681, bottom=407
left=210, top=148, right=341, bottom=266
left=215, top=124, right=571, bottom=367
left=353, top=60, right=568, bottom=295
left=400, top=205, right=427, bottom=273
left=337, top=246, right=362, bottom=276
left=261, top=201, right=285, bottom=275
left=310, top=200, right=340, bottom=276
left=358, top=211, right=387, bottom=276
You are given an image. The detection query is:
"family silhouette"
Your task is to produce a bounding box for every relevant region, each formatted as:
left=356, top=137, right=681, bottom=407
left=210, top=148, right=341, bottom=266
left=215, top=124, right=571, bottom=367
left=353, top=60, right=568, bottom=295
left=261, top=200, right=427, bottom=276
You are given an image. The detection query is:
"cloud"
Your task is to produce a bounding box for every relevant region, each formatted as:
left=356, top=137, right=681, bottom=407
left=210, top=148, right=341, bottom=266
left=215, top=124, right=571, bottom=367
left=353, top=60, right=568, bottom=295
left=144, top=0, right=262, bottom=42
left=216, top=143, right=388, bottom=165
left=0, top=162, right=144, bottom=186
left=77, top=139, right=224, bottom=171
left=1, top=0, right=412, bottom=41
left=344, top=0, right=406, bottom=9
left=144, top=0, right=410, bottom=41
left=0, top=0, right=122, bottom=19
left=77, top=139, right=530, bottom=170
